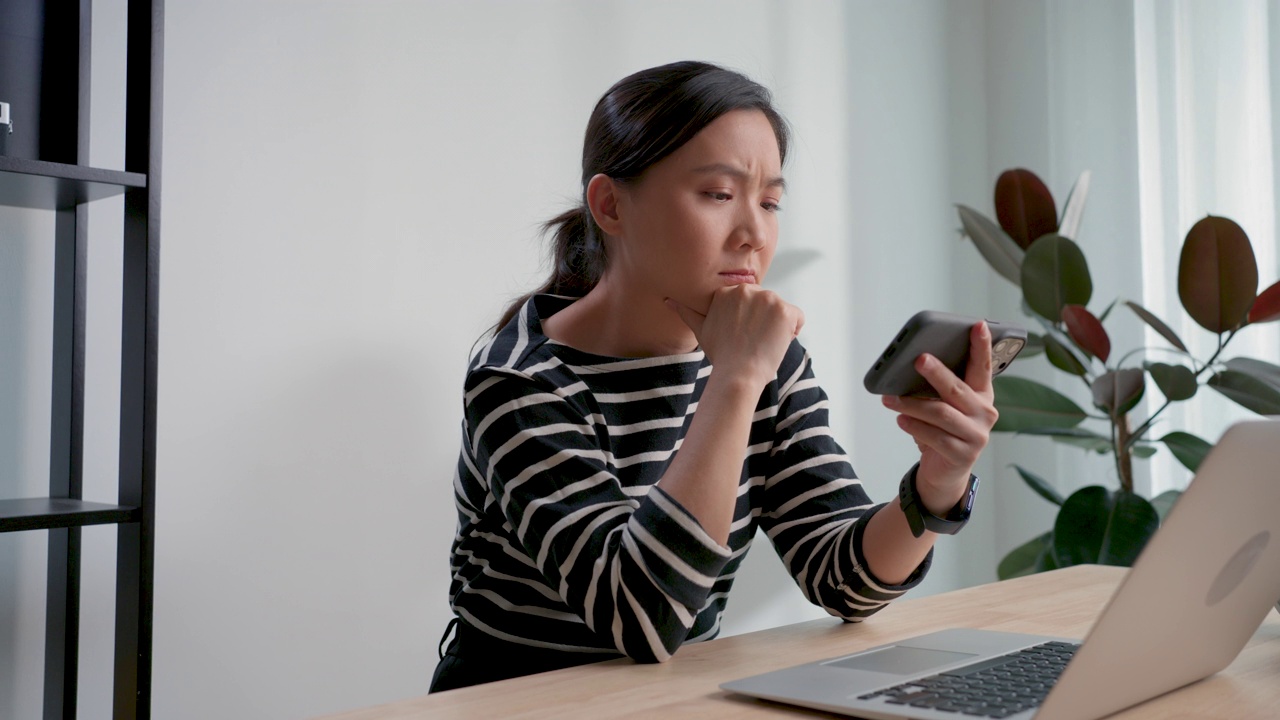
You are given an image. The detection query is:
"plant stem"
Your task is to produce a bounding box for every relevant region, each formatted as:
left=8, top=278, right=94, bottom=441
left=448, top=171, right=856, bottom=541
left=1115, top=413, right=1134, bottom=493
left=1126, top=398, right=1171, bottom=450
left=1125, top=327, right=1240, bottom=450
left=1196, top=328, right=1238, bottom=379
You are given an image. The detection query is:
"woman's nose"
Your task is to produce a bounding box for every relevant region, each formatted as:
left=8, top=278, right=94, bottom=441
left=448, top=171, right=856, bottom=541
left=735, top=207, right=769, bottom=250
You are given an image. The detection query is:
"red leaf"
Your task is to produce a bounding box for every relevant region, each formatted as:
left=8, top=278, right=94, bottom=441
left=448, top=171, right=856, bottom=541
left=1062, top=304, right=1111, bottom=363
left=995, top=169, right=1059, bottom=250
left=1248, top=280, right=1280, bottom=324
left=1178, top=216, right=1258, bottom=333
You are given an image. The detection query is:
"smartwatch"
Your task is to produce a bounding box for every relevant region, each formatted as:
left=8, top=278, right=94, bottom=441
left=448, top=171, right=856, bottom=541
left=898, top=462, right=979, bottom=538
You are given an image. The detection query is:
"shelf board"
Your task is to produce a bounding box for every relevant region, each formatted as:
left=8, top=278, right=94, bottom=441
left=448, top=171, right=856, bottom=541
left=0, top=156, right=147, bottom=210
left=0, top=498, right=140, bottom=533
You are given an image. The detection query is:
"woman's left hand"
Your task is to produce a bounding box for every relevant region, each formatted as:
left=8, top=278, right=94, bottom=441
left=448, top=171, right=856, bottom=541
left=881, top=321, right=999, bottom=515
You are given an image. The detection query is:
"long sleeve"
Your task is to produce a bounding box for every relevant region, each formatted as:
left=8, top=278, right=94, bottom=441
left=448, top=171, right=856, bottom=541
left=462, top=367, right=732, bottom=662
left=757, top=344, right=931, bottom=620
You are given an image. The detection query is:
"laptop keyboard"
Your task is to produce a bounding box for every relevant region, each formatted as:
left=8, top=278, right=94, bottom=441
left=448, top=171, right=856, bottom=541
left=855, top=640, right=1080, bottom=718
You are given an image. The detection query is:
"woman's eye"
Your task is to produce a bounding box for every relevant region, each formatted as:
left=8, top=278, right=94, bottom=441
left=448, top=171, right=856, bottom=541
left=762, top=201, right=782, bottom=213
left=706, top=191, right=733, bottom=202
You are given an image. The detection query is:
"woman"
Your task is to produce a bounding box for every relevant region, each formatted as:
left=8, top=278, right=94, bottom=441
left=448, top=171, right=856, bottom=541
left=431, top=60, right=997, bottom=692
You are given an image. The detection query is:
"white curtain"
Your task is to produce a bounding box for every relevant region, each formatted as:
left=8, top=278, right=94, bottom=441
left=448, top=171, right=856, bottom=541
left=1134, top=0, right=1280, bottom=495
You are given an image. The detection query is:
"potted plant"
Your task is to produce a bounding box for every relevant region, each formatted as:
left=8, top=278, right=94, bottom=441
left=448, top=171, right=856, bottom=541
left=956, top=169, right=1280, bottom=578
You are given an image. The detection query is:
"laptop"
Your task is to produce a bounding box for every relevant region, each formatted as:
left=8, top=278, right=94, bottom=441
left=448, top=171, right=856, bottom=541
left=722, top=419, right=1280, bottom=719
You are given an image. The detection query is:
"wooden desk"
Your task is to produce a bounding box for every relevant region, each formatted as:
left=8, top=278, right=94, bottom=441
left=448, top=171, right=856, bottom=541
left=319, top=565, right=1280, bottom=719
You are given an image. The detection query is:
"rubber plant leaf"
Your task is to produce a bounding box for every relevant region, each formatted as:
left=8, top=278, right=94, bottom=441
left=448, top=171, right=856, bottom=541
left=1014, top=427, right=1113, bottom=456
left=1020, top=332, right=1046, bottom=358
left=998, top=531, right=1052, bottom=580
left=1159, top=431, right=1212, bottom=473
left=1091, top=368, right=1145, bottom=415
left=956, top=204, right=1024, bottom=285
left=1178, top=216, right=1258, bottom=333
left=1061, top=304, right=1110, bottom=362
left=1052, top=487, right=1159, bottom=567
left=1044, top=333, right=1088, bottom=376
left=1248, top=279, right=1280, bottom=324
left=1098, top=297, right=1118, bottom=322
left=1132, top=444, right=1158, bottom=458
left=995, top=168, right=1059, bottom=249
left=992, top=376, right=1089, bottom=432
left=1021, top=234, right=1093, bottom=323
left=1011, top=464, right=1065, bottom=506
left=764, top=248, right=821, bottom=284
left=1224, top=357, right=1280, bottom=388
left=1144, top=362, right=1198, bottom=401
left=1124, top=301, right=1188, bottom=352
left=1058, top=170, right=1091, bottom=241
left=1206, top=369, right=1280, bottom=415
left=1150, top=489, right=1182, bottom=522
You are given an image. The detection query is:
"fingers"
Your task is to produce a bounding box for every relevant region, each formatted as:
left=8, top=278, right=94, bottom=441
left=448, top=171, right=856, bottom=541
left=885, top=325, right=1000, bottom=469
left=884, top=394, right=990, bottom=452
left=664, top=298, right=706, bottom=337
left=964, top=321, right=995, bottom=395
left=893, top=413, right=986, bottom=468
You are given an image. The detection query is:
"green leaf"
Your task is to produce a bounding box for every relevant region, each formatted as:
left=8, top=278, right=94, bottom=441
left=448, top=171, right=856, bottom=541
left=1019, top=332, right=1046, bottom=358
left=1159, top=431, right=1212, bottom=472
left=1124, top=301, right=1188, bottom=352
left=1090, top=368, right=1145, bottom=415
left=1207, top=369, right=1280, bottom=415
left=1178, top=215, right=1259, bottom=333
left=1062, top=304, right=1110, bottom=362
left=1022, top=234, right=1093, bottom=323
left=765, top=248, right=821, bottom=283
left=995, top=169, right=1059, bottom=249
left=1052, top=487, right=1160, bottom=568
left=992, top=376, right=1090, bottom=432
left=1223, top=357, right=1280, bottom=388
left=1035, top=543, right=1060, bottom=572
left=1098, top=297, right=1119, bottom=322
left=1131, top=444, right=1158, bottom=459
left=1011, top=464, right=1065, bottom=506
left=1044, top=333, right=1088, bottom=376
left=957, top=204, right=1025, bottom=286
left=1144, top=362, right=1198, bottom=402
left=998, top=531, right=1052, bottom=580
left=1150, top=489, right=1182, bottom=521
left=1015, top=426, right=1112, bottom=453
left=1058, top=170, right=1091, bottom=241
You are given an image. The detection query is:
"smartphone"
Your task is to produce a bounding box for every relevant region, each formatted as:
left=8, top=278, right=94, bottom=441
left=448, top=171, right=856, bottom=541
left=863, top=310, right=1027, bottom=397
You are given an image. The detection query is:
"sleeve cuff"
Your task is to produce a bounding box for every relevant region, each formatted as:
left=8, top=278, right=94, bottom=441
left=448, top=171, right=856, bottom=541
left=849, top=503, right=933, bottom=594
left=625, top=487, right=734, bottom=610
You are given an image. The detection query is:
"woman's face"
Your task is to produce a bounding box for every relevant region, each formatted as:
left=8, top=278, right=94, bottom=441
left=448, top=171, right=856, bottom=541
left=610, top=109, right=785, bottom=315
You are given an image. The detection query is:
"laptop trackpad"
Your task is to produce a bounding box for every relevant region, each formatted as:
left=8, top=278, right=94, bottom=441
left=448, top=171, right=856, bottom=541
left=825, top=646, right=978, bottom=675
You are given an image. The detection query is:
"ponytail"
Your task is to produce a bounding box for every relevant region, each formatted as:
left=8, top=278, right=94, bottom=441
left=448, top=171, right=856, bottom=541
left=492, top=204, right=607, bottom=332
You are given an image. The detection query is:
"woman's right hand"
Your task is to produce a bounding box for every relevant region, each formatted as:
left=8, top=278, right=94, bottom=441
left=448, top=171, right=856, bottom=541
left=666, top=285, right=804, bottom=388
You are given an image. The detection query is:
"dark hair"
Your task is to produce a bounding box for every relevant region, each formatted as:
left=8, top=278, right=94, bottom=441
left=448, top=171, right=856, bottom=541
left=493, top=60, right=791, bottom=331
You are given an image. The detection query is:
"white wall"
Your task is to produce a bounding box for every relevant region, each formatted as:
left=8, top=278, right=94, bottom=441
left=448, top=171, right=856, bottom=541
left=0, top=1, right=1155, bottom=718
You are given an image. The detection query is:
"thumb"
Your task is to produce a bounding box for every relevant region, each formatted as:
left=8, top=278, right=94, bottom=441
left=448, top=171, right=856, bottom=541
left=664, top=298, right=706, bottom=336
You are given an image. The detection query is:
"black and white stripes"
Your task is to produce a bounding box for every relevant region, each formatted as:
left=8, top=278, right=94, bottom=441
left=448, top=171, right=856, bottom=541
left=446, top=294, right=929, bottom=663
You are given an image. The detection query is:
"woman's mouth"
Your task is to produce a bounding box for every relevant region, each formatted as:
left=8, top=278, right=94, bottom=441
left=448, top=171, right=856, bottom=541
left=719, top=271, right=757, bottom=284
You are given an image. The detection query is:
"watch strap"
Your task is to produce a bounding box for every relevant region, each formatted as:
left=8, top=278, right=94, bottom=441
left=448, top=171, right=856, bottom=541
left=898, top=463, right=979, bottom=538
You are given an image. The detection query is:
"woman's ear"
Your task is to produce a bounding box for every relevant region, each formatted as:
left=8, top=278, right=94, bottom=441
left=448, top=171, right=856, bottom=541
left=586, top=173, right=625, bottom=237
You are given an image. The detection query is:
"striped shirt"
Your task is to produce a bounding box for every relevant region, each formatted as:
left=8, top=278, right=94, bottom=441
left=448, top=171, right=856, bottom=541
left=447, top=294, right=930, bottom=663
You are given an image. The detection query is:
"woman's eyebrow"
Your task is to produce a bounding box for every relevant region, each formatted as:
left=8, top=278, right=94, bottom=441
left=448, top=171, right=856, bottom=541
left=691, top=163, right=786, bottom=191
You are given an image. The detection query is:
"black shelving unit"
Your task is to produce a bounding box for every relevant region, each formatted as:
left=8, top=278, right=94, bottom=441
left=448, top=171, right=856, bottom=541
left=0, top=1, right=162, bottom=718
